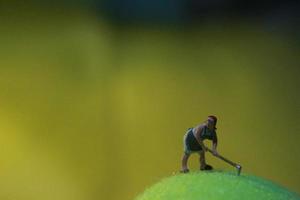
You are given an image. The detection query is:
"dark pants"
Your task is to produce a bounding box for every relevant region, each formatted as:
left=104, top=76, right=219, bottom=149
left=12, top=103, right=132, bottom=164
left=183, top=128, right=203, bottom=154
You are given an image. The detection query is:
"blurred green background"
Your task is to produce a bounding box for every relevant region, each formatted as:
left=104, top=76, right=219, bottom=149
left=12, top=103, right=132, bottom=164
left=0, top=2, right=299, bottom=200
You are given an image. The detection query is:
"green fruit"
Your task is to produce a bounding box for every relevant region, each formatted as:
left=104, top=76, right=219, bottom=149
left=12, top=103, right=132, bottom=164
left=135, top=171, right=300, bottom=200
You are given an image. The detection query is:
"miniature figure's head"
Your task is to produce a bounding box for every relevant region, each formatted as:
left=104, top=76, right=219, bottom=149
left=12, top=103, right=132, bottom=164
left=207, top=115, right=217, bottom=130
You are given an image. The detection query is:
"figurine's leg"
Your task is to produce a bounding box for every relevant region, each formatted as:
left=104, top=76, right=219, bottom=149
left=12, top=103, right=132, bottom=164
left=181, top=153, right=190, bottom=173
left=182, top=133, right=191, bottom=173
left=199, top=150, right=207, bottom=170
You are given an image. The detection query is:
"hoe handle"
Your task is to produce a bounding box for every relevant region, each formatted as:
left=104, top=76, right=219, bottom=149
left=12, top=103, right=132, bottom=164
left=206, top=147, right=242, bottom=170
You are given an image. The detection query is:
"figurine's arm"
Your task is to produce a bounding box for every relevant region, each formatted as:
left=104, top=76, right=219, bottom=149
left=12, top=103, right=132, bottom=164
left=212, top=133, right=218, bottom=155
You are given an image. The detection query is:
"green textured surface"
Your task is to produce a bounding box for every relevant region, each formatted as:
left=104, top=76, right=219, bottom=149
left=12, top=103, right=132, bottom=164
left=135, top=171, right=300, bottom=200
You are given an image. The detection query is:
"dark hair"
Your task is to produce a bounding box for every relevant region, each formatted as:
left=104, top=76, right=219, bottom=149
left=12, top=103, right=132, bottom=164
left=208, top=115, right=217, bottom=129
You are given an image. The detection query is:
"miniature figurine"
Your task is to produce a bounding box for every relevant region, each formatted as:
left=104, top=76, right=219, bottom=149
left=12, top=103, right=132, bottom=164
left=181, top=115, right=219, bottom=173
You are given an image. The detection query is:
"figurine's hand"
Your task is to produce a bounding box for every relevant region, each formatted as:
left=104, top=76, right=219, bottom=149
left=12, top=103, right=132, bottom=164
left=212, top=150, right=219, bottom=156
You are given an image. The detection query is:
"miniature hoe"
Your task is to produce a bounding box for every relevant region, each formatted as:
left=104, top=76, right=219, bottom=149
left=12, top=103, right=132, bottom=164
left=206, top=147, right=242, bottom=176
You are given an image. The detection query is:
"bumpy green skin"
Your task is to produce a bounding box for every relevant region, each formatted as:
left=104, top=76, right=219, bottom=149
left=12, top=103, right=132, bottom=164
left=135, top=171, right=300, bottom=200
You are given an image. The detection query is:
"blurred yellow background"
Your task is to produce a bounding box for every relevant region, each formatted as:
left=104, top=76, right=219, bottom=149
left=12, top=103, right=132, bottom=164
left=0, top=4, right=299, bottom=200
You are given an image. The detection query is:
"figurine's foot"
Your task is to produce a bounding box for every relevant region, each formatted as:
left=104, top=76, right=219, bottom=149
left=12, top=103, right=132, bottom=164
left=180, top=168, right=190, bottom=173
left=200, top=164, right=213, bottom=171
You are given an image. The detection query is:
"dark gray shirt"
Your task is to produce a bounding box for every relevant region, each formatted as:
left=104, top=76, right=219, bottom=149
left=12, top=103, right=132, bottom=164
left=193, top=124, right=217, bottom=141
